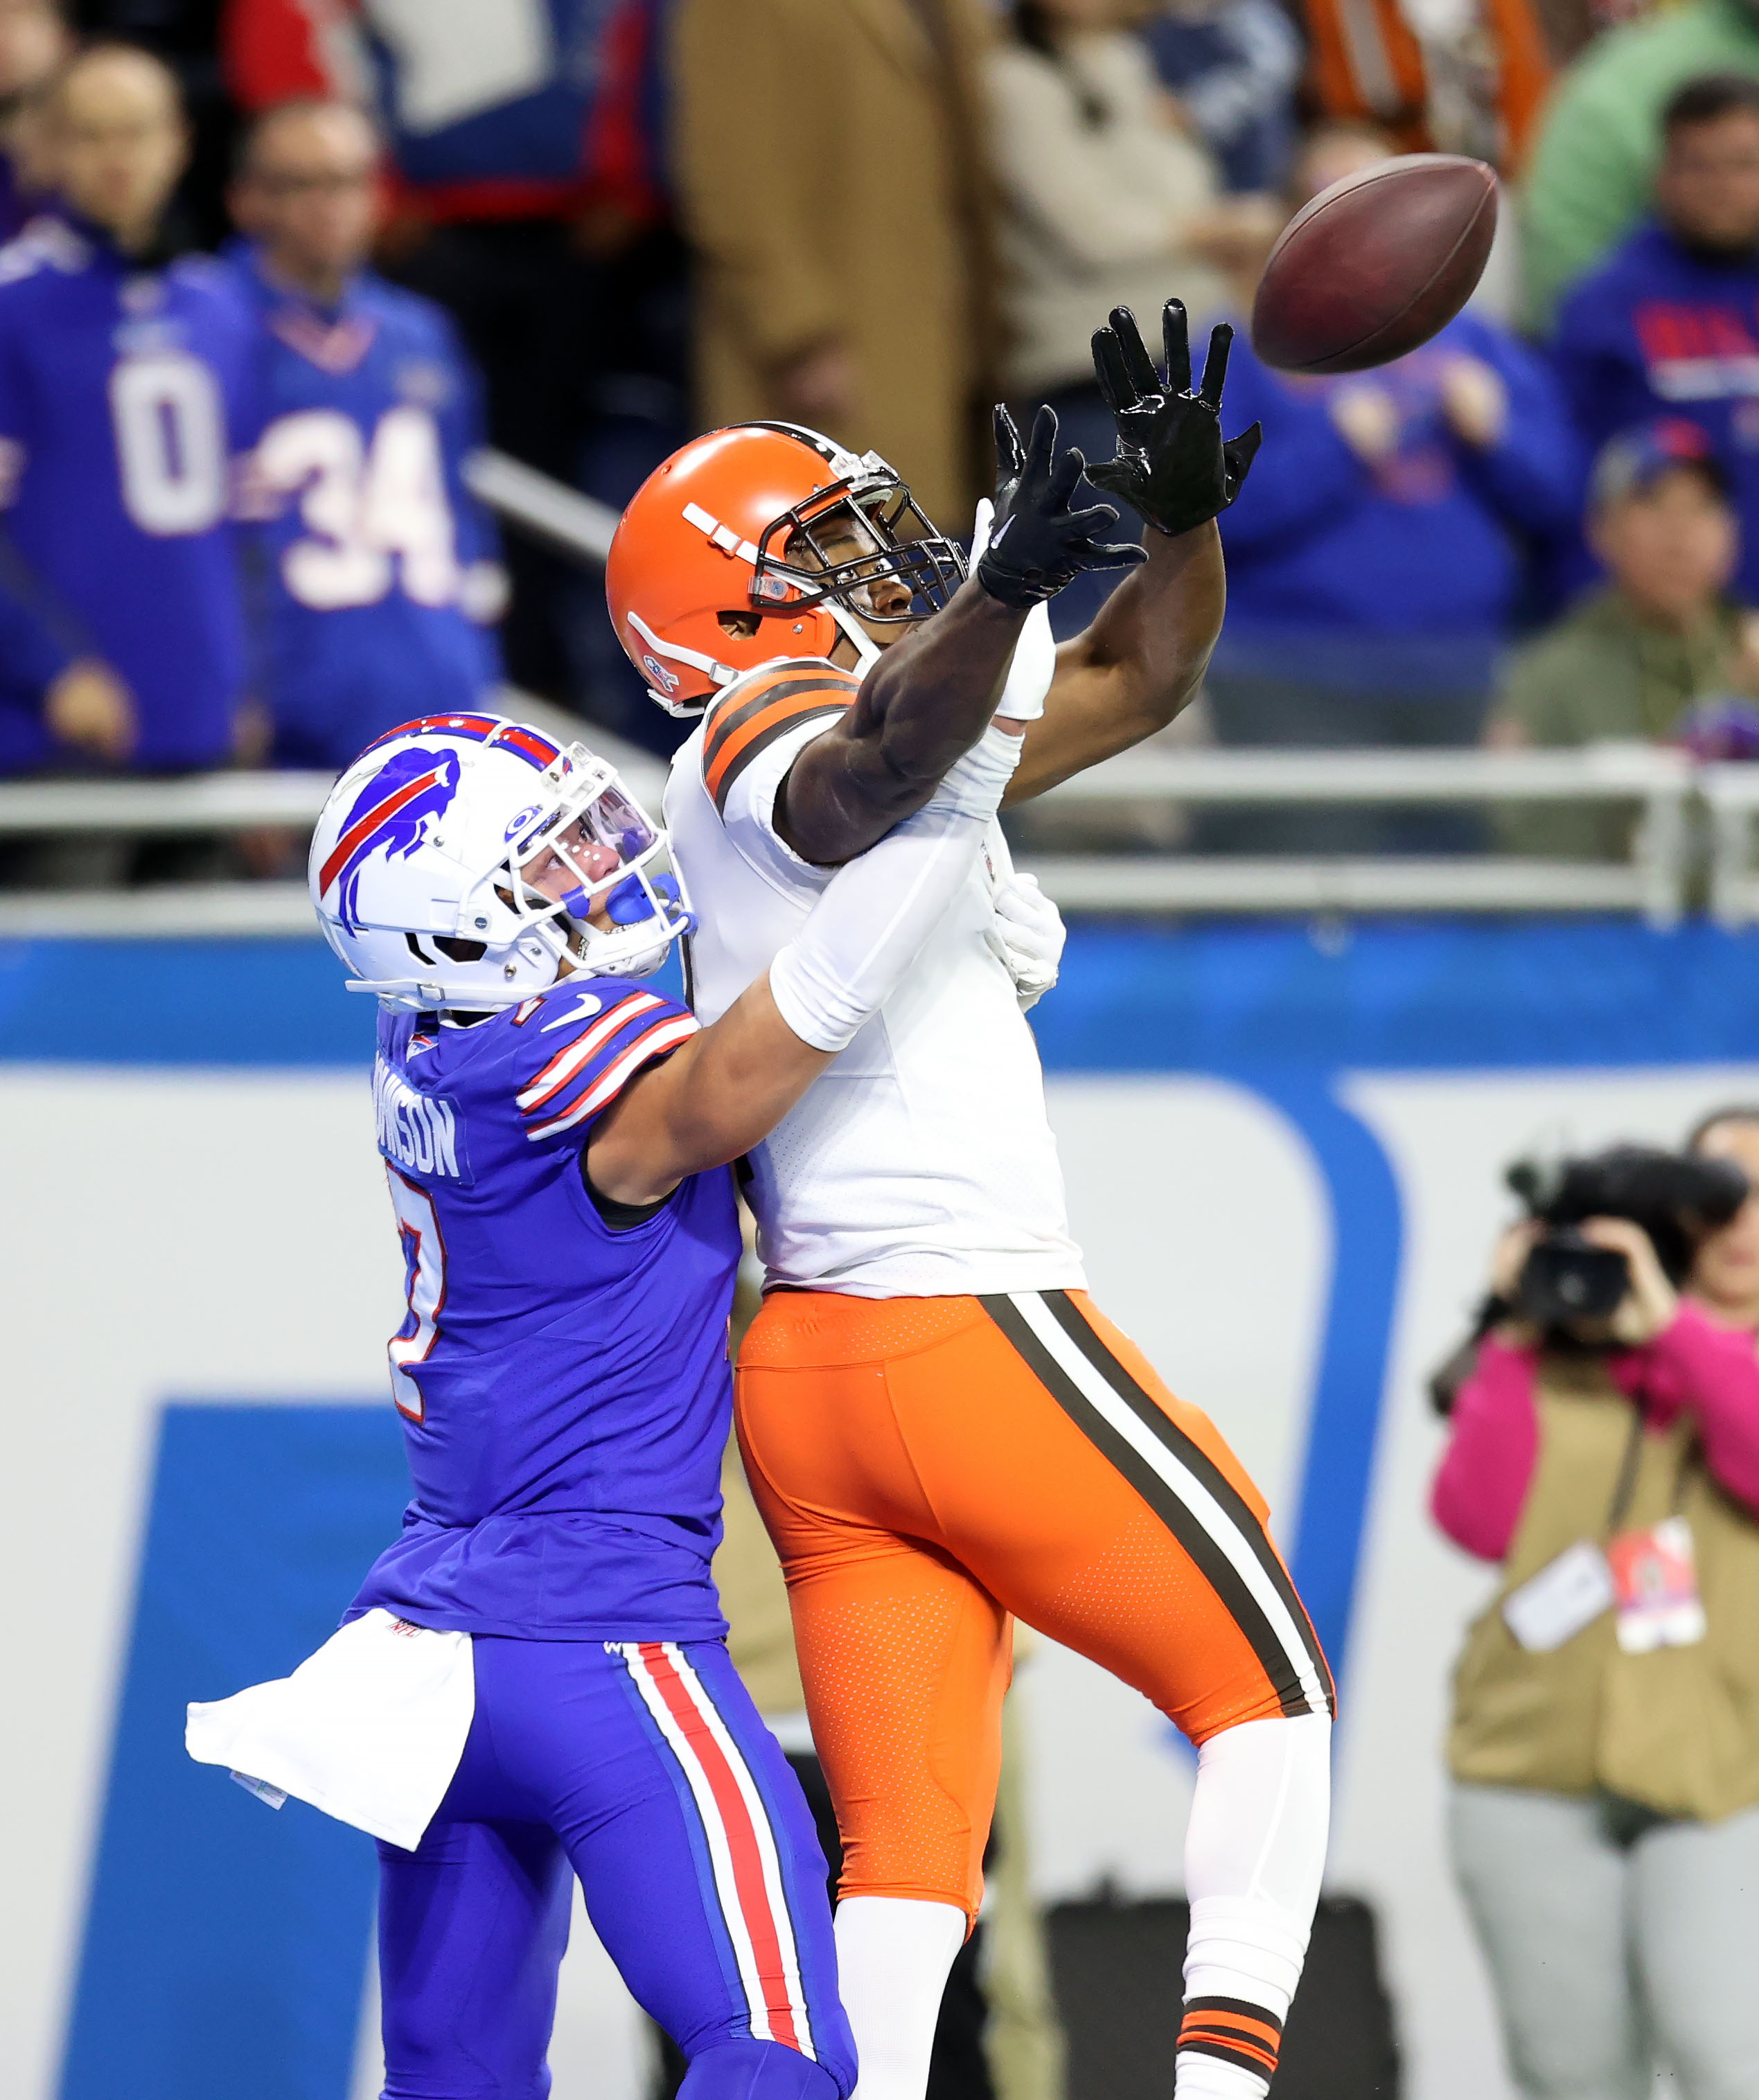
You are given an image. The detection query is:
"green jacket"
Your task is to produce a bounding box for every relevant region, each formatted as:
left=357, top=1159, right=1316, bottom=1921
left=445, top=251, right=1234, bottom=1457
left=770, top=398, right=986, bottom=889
left=1491, top=589, right=1740, bottom=857
left=1521, top=0, right=1759, bottom=334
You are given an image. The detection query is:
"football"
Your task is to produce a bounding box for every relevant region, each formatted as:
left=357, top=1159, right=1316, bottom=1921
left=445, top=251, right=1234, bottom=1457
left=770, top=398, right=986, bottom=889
left=1250, top=153, right=1499, bottom=375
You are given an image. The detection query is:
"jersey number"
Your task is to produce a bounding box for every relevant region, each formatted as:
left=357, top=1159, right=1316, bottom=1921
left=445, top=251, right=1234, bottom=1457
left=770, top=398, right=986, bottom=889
left=387, top=1166, right=445, bottom=1423
left=108, top=352, right=229, bottom=536
left=253, top=406, right=460, bottom=610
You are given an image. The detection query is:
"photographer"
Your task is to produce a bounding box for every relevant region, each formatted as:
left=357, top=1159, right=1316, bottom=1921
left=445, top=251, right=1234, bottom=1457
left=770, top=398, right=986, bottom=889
left=1431, top=1114, right=1759, bottom=2100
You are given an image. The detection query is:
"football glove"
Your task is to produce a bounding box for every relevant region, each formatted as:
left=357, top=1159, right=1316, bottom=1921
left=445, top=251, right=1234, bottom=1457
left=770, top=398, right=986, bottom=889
left=984, top=868, right=1066, bottom=1012
left=1086, top=299, right=1262, bottom=538
left=975, top=403, right=1147, bottom=612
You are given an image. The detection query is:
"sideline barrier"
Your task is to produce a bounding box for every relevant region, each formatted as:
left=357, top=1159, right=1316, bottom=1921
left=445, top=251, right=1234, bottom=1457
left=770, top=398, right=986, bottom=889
left=0, top=738, right=1705, bottom=934
left=8, top=918, right=1759, bottom=2100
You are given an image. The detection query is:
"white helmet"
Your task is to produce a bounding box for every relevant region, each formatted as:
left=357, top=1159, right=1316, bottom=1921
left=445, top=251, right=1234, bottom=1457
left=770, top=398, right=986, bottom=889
left=308, top=712, right=693, bottom=1012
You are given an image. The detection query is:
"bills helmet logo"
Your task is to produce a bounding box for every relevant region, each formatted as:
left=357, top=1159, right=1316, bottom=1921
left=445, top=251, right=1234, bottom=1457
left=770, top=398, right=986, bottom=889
left=319, top=746, right=463, bottom=933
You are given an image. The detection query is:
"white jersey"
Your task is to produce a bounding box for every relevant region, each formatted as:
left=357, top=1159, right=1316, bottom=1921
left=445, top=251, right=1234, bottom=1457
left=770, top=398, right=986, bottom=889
left=664, top=656, right=1086, bottom=1299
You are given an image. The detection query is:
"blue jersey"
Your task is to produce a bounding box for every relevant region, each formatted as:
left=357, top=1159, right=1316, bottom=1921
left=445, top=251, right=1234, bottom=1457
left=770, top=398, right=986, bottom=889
left=351, top=972, right=739, bottom=1641
left=0, top=216, right=249, bottom=774
left=229, top=247, right=502, bottom=772
left=1553, top=220, right=1759, bottom=600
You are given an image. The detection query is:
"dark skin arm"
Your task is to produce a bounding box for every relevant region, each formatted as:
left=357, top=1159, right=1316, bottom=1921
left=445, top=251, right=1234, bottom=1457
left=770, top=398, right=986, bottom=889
left=585, top=975, right=833, bottom=1207
left=774, top=581, right=1026, bottom=865
left=774, top=407, right=1143, bottom=866
left=1005, top=519, right=1225, bottom=804
left=776, top=301, right=1256, bottom=850
left=1007, top=303, right=1257, bottom=804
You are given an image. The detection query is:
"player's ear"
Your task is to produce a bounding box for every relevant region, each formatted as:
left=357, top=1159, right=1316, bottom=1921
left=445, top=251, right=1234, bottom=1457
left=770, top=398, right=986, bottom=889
left=718, top=611, right=761, bottom=639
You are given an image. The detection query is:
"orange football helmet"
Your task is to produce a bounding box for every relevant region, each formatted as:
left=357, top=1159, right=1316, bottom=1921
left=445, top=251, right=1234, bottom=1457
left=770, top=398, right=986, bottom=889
left=605, top=422, right=966, bottom=717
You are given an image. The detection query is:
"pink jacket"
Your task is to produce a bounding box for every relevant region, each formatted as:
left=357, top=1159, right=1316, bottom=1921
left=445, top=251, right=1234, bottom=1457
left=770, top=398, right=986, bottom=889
left=1431, top=1301, right=1759, bottom=1562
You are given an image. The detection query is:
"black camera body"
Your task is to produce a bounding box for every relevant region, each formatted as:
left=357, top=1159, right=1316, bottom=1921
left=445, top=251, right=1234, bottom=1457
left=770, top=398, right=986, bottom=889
left=1517, top=1230, right=1634, bottom=1326
left=1510, top=1146, right=1748, bottom=1330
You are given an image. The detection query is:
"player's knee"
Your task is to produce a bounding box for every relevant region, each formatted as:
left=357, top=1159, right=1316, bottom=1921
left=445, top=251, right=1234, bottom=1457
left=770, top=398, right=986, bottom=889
left=681, top=2036, right=855, bottom=2100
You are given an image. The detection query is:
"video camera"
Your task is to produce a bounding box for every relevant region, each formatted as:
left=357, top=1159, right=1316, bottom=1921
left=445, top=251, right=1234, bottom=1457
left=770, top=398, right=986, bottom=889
left=1507, top=1146, right=1749, bottom=1328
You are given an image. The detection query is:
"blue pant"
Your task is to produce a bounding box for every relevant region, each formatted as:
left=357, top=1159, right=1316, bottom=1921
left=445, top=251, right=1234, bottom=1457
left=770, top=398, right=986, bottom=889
left=376, top=1635, right=855, bottom=2100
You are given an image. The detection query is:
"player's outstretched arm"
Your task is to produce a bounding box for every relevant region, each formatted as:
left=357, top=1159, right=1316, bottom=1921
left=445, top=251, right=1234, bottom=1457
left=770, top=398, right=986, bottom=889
left=587, top=726, right=1023, bottom=1205
left=1003, top=299, right=1257, bottom=805
left=776, top=408, right=1142, bottom=866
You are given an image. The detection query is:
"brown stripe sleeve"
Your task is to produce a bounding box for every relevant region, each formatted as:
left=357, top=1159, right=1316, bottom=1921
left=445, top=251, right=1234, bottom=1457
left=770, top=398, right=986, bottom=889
left=705, top=684, right=855, bottom=814
left=701, top=659, right=857, bottom=775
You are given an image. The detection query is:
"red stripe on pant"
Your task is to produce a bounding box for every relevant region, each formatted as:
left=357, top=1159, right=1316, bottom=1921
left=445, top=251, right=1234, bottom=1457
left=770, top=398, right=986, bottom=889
left=637, top=1643, right=806, bottom=2052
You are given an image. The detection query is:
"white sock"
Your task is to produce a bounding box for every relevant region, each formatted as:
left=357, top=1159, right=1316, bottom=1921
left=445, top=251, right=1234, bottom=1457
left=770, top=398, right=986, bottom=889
left=833, top=1895, right=966, bottom=2100
left=1175, top=1714, right=1332, bottom=2099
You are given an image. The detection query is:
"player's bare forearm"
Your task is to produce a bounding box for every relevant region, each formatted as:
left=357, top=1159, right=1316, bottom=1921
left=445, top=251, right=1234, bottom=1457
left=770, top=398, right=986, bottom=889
left=585, top=978, right=832, bottom=1207
left=774, top=582, right=1025, bottom=865
left=1005, top=520, right=1224, bottom=804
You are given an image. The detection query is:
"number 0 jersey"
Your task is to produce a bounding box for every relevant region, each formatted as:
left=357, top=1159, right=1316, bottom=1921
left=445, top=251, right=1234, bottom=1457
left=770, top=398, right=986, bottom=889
left=664, top=658, right=1086, bottom=1299
left=349, top=972, right=741, bottom=1642
left=0, top=215, right=250, bottom=774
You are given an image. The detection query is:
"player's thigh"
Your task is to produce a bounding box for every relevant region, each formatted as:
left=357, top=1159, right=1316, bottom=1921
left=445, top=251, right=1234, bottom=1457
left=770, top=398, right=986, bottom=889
left=376, top=1817, right=574, bottom=2099
left=524, top=1636, right=855, bottom=2090
left=737, top=1333, right=1011, bottom=1916
left=892, top=1290, right=1334, bottom=1743
left=784, top=1526, right=1011, bottom=1916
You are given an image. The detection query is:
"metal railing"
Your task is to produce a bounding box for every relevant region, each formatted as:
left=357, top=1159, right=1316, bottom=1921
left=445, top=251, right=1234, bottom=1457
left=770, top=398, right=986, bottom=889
left=0, top=448, right=1747, bottom=936
left=0, top=736, right=1713, bottom=938
left=1027, top=742, right=1695, bottom=929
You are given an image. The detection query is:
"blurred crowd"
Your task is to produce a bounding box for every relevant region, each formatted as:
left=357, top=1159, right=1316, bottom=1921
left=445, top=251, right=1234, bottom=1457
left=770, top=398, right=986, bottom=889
left=12, top=0, right=1759, bottom=877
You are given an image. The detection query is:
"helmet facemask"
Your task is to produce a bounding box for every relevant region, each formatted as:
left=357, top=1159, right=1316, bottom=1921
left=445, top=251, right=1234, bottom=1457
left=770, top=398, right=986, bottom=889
left=497, top=760, right=695, bottom=985
left=750, top=466, right=966, bottom=669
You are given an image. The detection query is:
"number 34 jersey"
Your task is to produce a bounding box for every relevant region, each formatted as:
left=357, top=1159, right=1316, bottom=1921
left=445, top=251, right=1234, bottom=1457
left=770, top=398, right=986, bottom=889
left=664, top=659, right=1086, bottom=1300
left=0, top=214, right=251, bottom=773
left=226, top=242, right=504, bottom=772
left=349, top=974, right=741, bottom=1644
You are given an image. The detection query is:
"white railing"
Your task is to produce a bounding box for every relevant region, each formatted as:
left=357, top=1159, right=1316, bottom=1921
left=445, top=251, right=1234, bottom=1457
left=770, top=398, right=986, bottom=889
left=0, top=444, right=1733, bottom=936
left=1029, top=742, right=1695, bottom=930
left=0, top=736, right=1711, bottom=938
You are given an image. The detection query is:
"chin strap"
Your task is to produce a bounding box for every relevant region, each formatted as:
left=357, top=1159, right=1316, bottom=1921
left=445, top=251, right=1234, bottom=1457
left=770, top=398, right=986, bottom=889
left=625, top=609, right=741, bottom=717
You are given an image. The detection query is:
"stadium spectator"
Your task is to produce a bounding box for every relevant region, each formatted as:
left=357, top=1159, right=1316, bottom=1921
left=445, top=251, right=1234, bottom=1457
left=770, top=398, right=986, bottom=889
left=1550, top=75, right=1759, bottom=608
left=988, top=0, right=1279, bottom=637
left=1521, top=0, right=1759, bottom=333
left=1144, top=0, right=1302, bottom=195
left=0, top=0, right=68, bottom=237
left=221, top=0, right=675, bottom=707
left=1489, top=424, right=1755, bottom=856
left=227, top=98, right=504, bottom=774
left=1433, top=1116, right=1759, bottom=2100
left=669, top=0, right=996, bottom=533
left=1201, top=122, right=1580, bottom=853
left=0, top=44, right=249, bottom=793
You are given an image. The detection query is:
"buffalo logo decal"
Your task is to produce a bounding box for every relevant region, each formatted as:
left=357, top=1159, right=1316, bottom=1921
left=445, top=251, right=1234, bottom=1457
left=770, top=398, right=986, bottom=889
left=320, top=746, right=462, bottom=934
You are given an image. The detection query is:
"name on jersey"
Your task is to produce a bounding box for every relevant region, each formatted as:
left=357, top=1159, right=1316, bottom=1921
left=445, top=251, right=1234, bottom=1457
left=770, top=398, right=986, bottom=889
left=375, top=1058, right=472, bottom=1184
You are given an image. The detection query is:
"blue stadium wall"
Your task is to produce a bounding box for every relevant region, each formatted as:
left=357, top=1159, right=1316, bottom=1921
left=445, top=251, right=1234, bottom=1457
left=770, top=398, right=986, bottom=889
left=7, top=919, right=1759, bottom=2100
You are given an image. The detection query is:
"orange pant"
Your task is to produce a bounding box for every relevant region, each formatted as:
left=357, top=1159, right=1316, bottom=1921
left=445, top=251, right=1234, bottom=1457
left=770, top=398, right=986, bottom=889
left=735, top=1287, right=1334, bottom=1921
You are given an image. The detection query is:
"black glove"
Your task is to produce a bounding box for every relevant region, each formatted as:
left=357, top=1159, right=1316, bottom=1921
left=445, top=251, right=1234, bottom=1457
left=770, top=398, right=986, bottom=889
left=1086, top=299, right=1262, bottom=538
left=974, top=403, right=1147, bottom=611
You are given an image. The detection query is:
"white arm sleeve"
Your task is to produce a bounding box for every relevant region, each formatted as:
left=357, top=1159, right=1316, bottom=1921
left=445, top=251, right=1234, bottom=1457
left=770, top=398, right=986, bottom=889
left=971, top=498, right=1054, bottom=722
left=768, top=725, right=1022, bottom=1053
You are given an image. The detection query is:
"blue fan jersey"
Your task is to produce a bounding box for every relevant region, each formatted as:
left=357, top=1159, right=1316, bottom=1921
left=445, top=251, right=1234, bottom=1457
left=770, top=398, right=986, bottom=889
left=350, top=971, right=741, bottom=1641
left=229, top=246, right=502, bottom=772
left=0, top=216, right=250, bottom=774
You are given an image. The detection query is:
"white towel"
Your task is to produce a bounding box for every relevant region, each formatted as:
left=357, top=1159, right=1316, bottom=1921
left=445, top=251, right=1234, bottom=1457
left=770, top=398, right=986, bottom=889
left=186, top=1608, right=475, bottom=1851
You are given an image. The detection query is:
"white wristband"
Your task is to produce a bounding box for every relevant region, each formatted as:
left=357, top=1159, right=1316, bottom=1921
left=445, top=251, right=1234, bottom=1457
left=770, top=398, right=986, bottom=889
left=921, top=720, right=1024, bottom=821
left=971, top=497, right=1054, bottom=722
